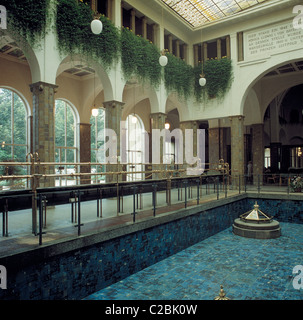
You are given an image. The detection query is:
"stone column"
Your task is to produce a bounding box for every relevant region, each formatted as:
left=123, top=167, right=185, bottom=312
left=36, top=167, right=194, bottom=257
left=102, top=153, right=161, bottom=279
left=78, top=123, right=91, bottom=185
left=103, top=100, right=124, bottom=183
left=150, top=112, right=166, bottom=178
left=208, top=128, right=220, bottom=171
left=252, top=124, right=264, bottom=185
left=30, top=81, right=58, bottom=187
left=230, top=116, right=245, bottom=187
left=180, top=121, right=198, bottom=174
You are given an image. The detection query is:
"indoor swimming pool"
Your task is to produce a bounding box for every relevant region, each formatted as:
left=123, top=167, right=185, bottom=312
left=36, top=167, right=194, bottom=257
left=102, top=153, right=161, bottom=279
left=85, top=222, right=303, bottom=300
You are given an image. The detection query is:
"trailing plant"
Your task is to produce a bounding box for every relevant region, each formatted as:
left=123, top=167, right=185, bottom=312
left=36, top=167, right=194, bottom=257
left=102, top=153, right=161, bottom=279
left=56, top=0, right=120, bottom=70
left=194, top=57, right=233, bottom=102
left=121, top=27, right=161, bottom=87
left=164, top=53, right=194, bottom=100
left=2, top=0, right=51, bottom=47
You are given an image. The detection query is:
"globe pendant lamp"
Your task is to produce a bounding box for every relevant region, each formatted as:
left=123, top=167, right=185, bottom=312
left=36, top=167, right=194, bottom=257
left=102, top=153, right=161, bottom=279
left=159, top=49, right=168, bottom=67
left=92, top=107, right=99, bottom=117
left=199, top=74, right=206, bottom=87
left=91, top=18, right=103, bottom=35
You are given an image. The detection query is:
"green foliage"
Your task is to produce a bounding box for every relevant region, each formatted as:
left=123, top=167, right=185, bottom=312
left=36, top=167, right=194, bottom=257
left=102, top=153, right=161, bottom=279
left=2, top=0, right=50, bottom=47
left=4, top=0, right=233, bottom=102
left=56, top=0, right=120, bottom=70
left=164, top=53, right=194, bottom=100
left=121, top=27, right=161, bottom=87
left=194, top=57, right=233, bottom=102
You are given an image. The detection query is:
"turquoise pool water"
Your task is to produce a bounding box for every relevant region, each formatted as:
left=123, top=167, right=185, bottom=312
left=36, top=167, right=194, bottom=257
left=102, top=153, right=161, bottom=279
left=85, top=222, right=303, bottom=300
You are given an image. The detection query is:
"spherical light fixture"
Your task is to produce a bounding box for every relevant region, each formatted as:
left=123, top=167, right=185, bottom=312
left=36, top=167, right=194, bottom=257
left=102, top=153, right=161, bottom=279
left=165, top=122, right=170, bottom=130
left=199, top=75, right=206, bottom=87
left=159, top=49, right=168, bottom=67
left=92, top=108, right=99, bottom=117
left=91, top=19, right=103, bottom=35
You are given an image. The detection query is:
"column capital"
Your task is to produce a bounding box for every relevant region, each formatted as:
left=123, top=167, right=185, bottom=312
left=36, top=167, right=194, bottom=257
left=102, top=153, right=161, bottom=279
left=229, top=115, right=244, bottom=122
left=29, top=81, right=58, bottom=93
left=150, top=112, right=167, bottom=118
left=103, top=100, right=125, bottom=109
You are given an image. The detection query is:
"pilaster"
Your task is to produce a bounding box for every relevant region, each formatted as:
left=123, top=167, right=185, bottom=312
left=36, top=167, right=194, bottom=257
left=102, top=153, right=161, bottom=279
left=30, top=81, right=58, bottom=187
left=103, top=100, right=124, bottom=182
left=230, top=115, right=245, bottom=186
left=252, top=123, right=264, bottom=185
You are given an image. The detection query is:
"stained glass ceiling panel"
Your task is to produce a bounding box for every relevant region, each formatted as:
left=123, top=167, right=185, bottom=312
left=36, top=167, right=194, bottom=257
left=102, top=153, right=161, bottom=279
left=161, top=0, right=270, bottom=27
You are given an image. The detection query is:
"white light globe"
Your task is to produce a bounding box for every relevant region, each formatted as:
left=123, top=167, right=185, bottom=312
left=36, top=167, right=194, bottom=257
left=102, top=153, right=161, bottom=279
left=159, top=55, right=168, bottom=67
left=92, top=108, right=99, bottom=117
left=199, top=77, right=206, bottom=87
left=91, top=19, right=103, bottom=35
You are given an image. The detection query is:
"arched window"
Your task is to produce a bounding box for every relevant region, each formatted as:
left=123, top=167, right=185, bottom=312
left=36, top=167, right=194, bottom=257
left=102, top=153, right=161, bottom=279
left=0, top=88, right=28, bottom=163
left=90, top=107, right=105, bottom=182
left=55, top=99, right=78, bottom=185
left=126, top=114, right=145, bottom=181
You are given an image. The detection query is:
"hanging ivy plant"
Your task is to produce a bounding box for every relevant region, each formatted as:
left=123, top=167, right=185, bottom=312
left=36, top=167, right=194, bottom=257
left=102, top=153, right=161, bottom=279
left=164, top=53, right=194, bottom=100
left=194, top=57, right=233, bottom=102
left=121, top=27, right=161, bottom=87
left=2, top=0, right=50, bottom=47
left=56, top=0, right=120, bottom=70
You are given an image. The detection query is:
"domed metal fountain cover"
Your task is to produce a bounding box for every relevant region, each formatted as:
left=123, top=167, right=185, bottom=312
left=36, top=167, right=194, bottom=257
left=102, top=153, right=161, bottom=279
left=233, top=202, right=281, bottom=239
left=240, top=202, right=273, bottom=223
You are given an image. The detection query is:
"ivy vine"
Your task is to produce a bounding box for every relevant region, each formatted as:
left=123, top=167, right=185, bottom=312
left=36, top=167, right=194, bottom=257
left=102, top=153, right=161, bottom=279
left=121, top=27, right=161, bottom=87
left=2, top=0, right=233, bottom=103
left=194, top=57, right=233, bottom=102
left=164, top=53, right=194, bottom=100
left=56, top=0, right=120, bottom=70
left=2, top=0, right=50, bottom=47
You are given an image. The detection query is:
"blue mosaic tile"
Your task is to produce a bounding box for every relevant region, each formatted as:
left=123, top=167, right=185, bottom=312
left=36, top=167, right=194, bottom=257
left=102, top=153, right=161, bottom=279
left=85, top=222, right=303, bottom=300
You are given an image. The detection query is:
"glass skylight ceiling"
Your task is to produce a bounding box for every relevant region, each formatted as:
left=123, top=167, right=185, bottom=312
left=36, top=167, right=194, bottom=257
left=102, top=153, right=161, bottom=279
left=161, top=0, right=269, bottom=27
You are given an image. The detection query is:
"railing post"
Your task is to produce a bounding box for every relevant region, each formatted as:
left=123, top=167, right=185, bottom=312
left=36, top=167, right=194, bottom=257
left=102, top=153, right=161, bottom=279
left=97, top=188, right=102, bottom=218
left=184, top=180, right=188, bottom=208
left=76, top=191, right=82, bottom=236
left=216, top=177, right=219, bottom=200
left=196, top=178, right=200, bottom=205
left=2, top=199, right=8, bottom=237
left=37, top=194, right=46, bottom=245
left=152, top=184, right=157, bottom=216
left=132, top=186, right=137, bottom=223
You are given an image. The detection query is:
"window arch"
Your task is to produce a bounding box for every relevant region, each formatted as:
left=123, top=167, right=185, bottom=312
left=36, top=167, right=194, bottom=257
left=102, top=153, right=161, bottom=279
left=0, top=88, right=29, bottom=163
left=126, top=114, right=145, bottom=181
left=55, top=99, right=78, bottom=185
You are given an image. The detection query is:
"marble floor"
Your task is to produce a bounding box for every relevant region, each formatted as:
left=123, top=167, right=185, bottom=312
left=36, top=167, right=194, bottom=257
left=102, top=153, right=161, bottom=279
left=85, top=222, right=303, bottom=300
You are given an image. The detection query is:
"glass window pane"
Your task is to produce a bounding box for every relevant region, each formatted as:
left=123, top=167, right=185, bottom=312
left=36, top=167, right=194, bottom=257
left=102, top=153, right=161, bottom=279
left=0, top=89, right=12, bottom=145
left=66, top=106, right=75, bottom=147
left=55, top=101, right=66, bottom=147
left=0, top=144, right=12, bottom=162
left=13, top=93, right=27, bottom=145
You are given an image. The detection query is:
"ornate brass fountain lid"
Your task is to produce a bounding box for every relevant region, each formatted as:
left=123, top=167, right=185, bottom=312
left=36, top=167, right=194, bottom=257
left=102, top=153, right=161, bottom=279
left=214, top=285, right=230, bottom=300
left=240, top=202, right=273, bottom=223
